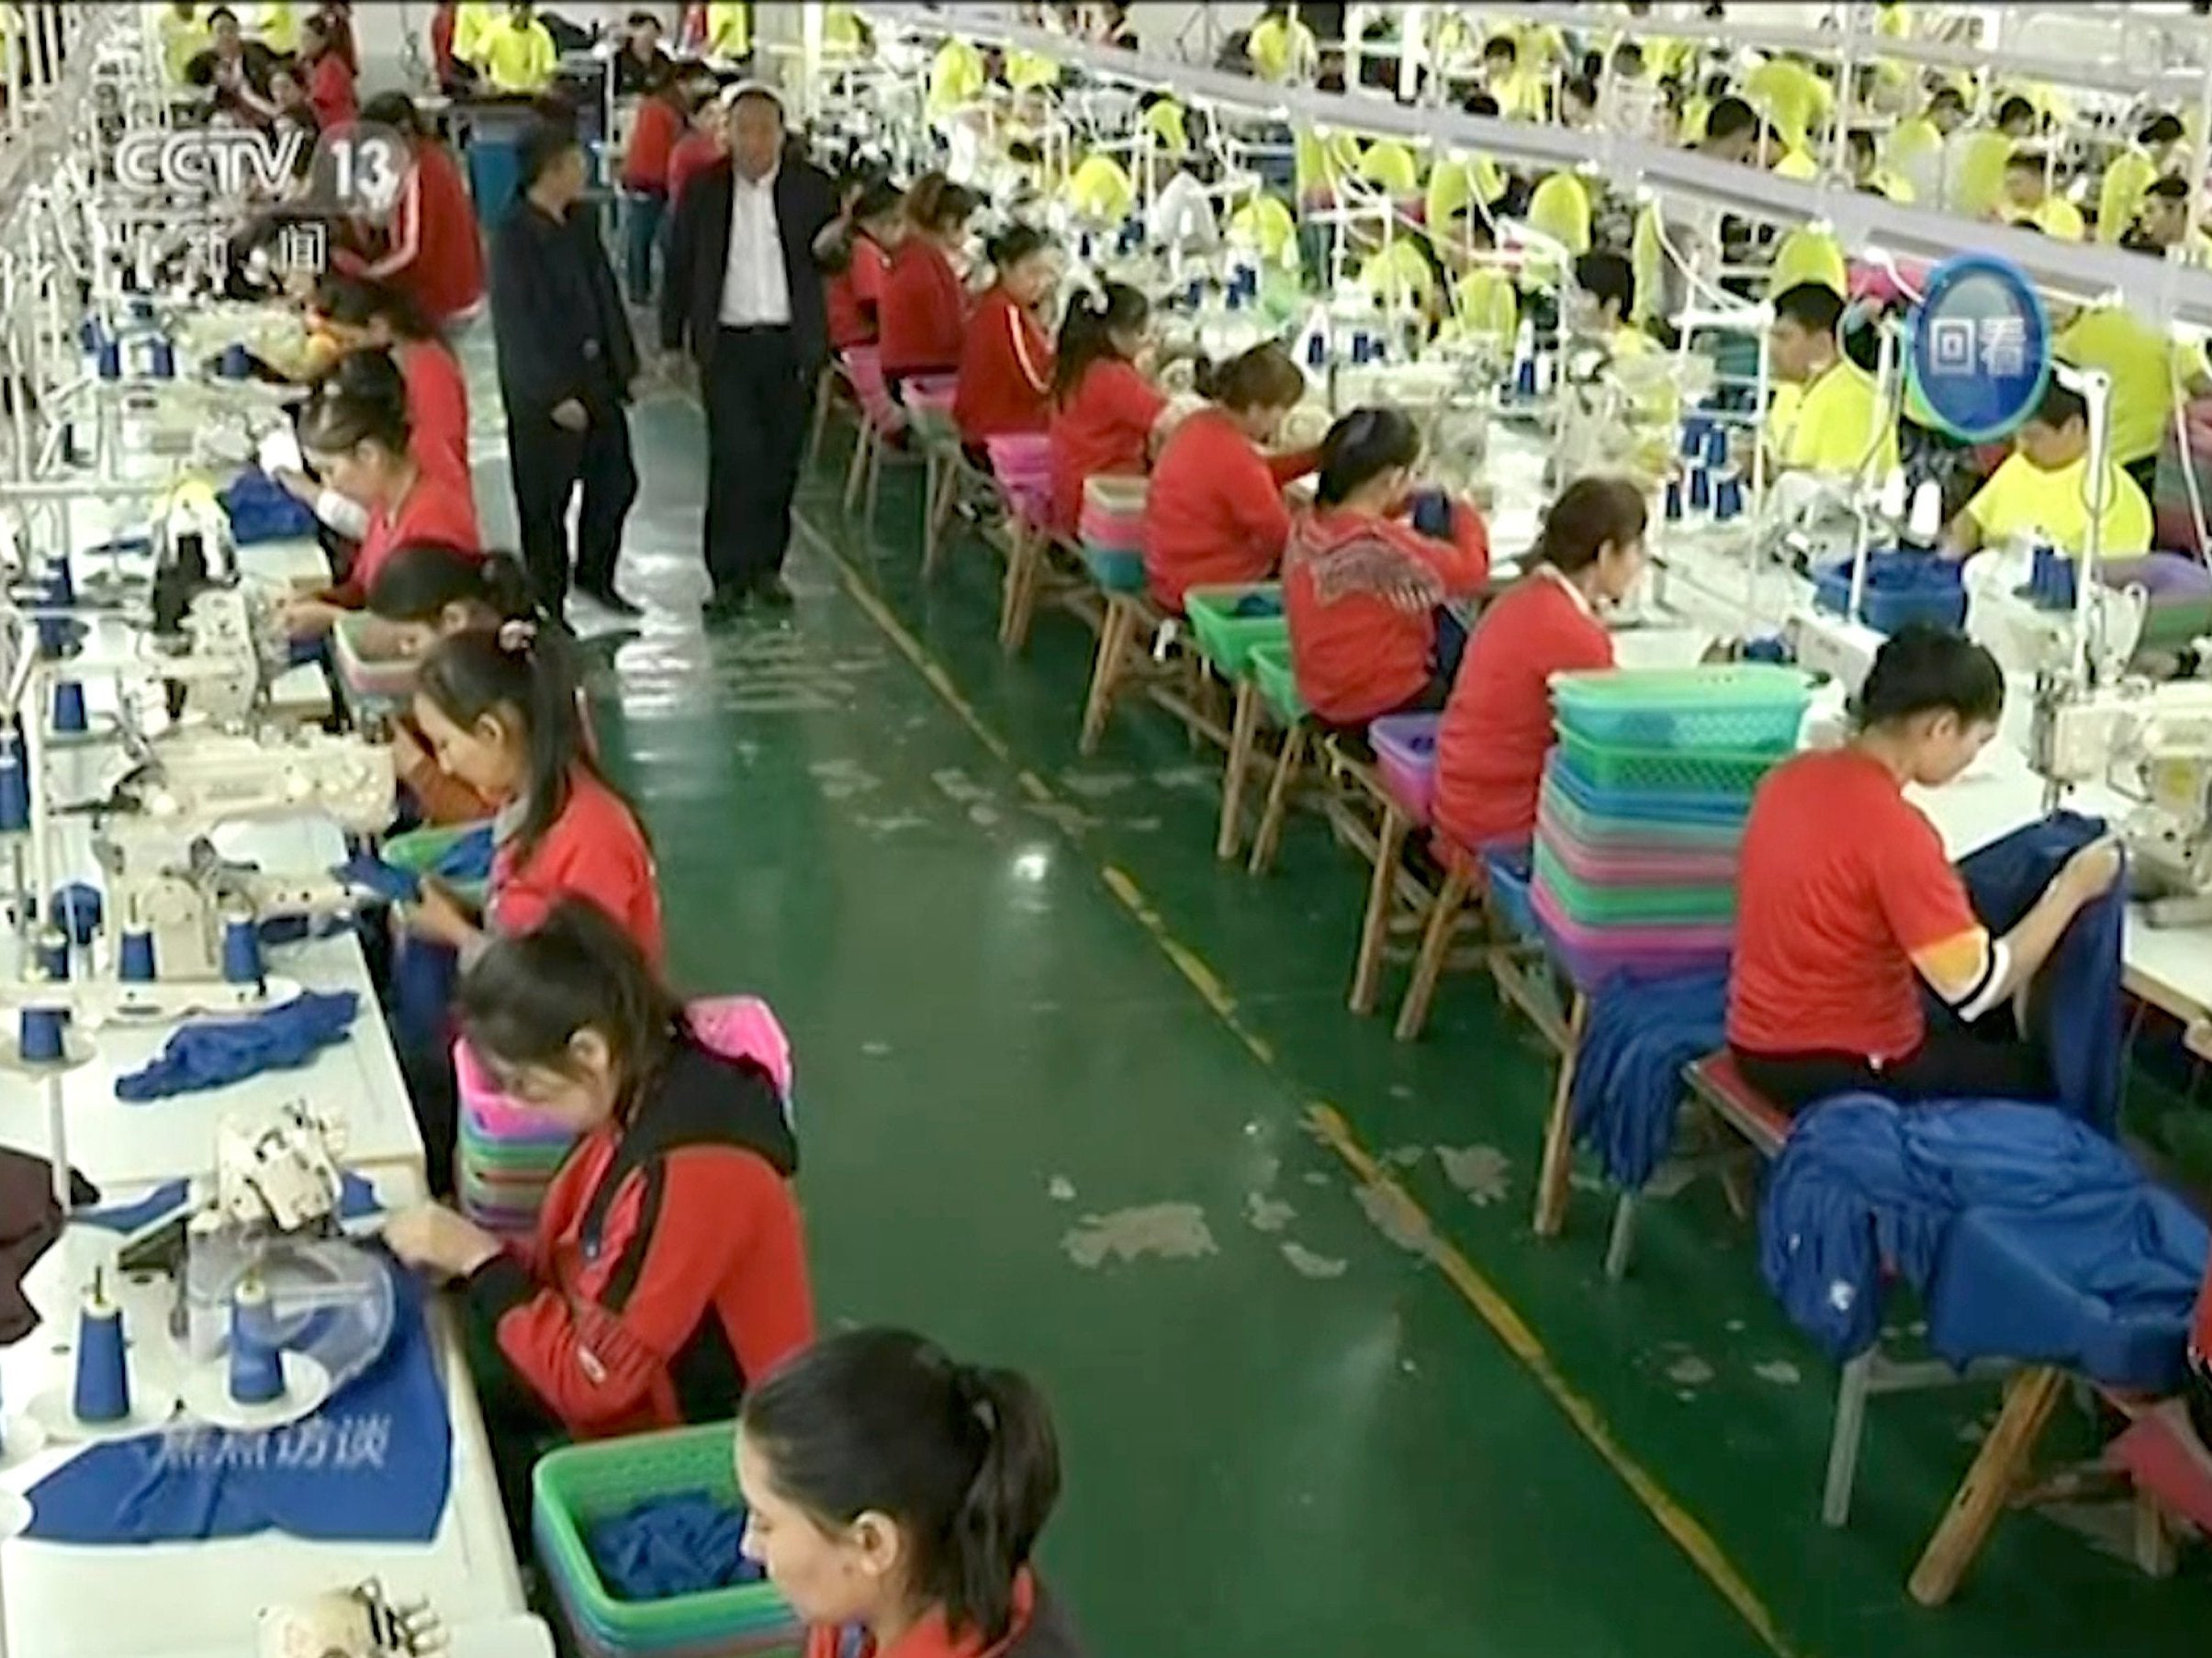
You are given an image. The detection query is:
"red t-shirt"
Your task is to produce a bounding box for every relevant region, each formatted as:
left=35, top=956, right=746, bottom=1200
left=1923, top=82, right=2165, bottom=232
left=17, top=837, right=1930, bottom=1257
left=801, top=1572, right=1049, bottom=1658
left=430, top=5, right=455, bottom=81
left=399, top=338, right=471, bottom=487
left=307, top=51, right=356, bottom=129
left=1728, top=747, right=1982, bottom=1064
left=338, top=140, right=485, bottom=325
left=622, top=95, right=682, bottom=193
left=668, top=133, right=722, bottom=209
left=489, top=767, right=665, bottom=965
left=1282, top=501, right=1490, bottom=725
left=330, top=465, right=481, bottom=608
left=1049, top=359, right=1167, bottom=535
left=1432, top=570, right=1613, bottom=853
left=826, top=236, right=888, bottom=351
left=1141, top=407, right=1316, bottom=612
left=878, top=238, right=966, bottom=381
left=953, top=286, right=1053, bottom=447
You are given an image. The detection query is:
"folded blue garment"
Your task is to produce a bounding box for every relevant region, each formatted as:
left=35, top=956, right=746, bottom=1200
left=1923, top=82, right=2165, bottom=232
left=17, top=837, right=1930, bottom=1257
left=114, top=991, right=359, bottom=1103
left=26, top=1253, right=451, bottom=1545
left=589, top=1492, right=765, bottom=1600
left=219, top=467, right=316, bottom=544
left=1570, top=968, right=1730, bottom=1192
left=79, top=1171, right=385, bottom=1235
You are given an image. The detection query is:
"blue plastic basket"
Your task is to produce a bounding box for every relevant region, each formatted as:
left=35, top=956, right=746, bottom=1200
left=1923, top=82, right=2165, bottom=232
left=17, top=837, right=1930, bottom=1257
left=1082, top=544, right=1147, bottom=592
left=1812, top=553, right=1969, bottom=634
left=1482, top=845, right=1538, bottom=939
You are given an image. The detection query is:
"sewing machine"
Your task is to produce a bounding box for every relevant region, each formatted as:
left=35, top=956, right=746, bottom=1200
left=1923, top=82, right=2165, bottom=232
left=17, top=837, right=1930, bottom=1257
left=214, top=1100, right=350, bottom=1237
left=257, top=1582, right=449, bottom=1658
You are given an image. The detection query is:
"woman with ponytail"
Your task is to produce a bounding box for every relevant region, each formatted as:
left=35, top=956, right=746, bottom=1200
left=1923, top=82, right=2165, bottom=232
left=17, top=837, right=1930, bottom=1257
left=952, top=224, right=1058, bottom=451
left=384, top=898, right=813, bottom=1454
left=1046, top=279, right=1167, bottom=535
left=738, top=1328, right=1085, bottom=1658
left=406, top=620, right=662, bottom=962
left=310, top=275, right=473, bottom=486
left=879, top=173, right=979, bottom=394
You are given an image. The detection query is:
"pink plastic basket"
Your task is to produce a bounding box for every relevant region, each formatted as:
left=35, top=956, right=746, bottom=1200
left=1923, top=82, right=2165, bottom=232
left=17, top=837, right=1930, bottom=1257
left=986, top=434, right=1052, bottom=529
left=841, top=347, right=905, bottom=438
left=1369, top=713, right=1439, bottom=825
left=1535, top=805, right=1742, bottom=888
left=1530, top=881, right=1732, bottom=990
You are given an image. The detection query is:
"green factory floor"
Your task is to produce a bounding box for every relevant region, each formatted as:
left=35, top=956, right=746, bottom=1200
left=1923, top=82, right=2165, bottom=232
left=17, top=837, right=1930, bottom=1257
left=494, top=378, right=2209, bottom=1657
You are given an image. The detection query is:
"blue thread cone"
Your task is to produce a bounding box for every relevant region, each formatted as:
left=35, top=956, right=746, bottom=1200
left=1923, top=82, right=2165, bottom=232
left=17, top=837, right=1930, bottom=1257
left=1680, top=415, right=1707, bottom=460
left=71, top=1292, right=129, bottom=1424
left=1715, top=476, right=1744, bottom=522
left=77, top=318, right=98, bottom=353
left=119, top=928, right=156, bottom=982
left=1665, top=477, right=1685, bottom=521
left=45, top=560, right=73, bottom=607
left=221, top=915, right=264, bottom=987
left=227, top=1281, right=284, bottom=1406
left=149, top=339, right=175, bottom=379
left=34, top=617, right=69, bottom=658
left=1515, top=353, right=1537, bottom=398
left=1703, top=422, right=1728, bottom=468
left=220, top=342, right=250, bottom=380
left=51, top=884, right=99, bottom=947
left=1688, top=465, right=1712, bottom=512
left=18, top=1005, right=64, bottom=1063
left=96, top=340, right=121, bottom=382
left=0, top=734, right=26, bottom=833
left=51, top=681, right=86, bottom=735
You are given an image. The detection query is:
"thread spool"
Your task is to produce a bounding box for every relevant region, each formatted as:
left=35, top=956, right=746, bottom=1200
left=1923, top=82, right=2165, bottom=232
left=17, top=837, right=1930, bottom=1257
left=220, top=911, right=264, bottom=988
left=1665, top=476, right=1684, bottom=521
left=96, top=339, right=121, bottom=382
left=1305, top=332, right=1326, bottom=369
left=77, top=318, right=98, bottom=353
left=1702, top=422, right=1728, bottom=469
left=227, top=1278, right=284, bottom=1407
left=17, top=1005, right=64, bottom=1063
left=1679, top=414, right=1708, bottom=460
left=70, top=1276, right=129, bottom=1425
left=220, top=342, right=251, bottom=380
left=51, top=884, right=100, bottom=947
left=1714, top=476, right=1744, bottom=522
left=51, top=680, right=87, bottom=734
left=45, top=560, right=73, bottom=608
left=1514, top=353, right=1537, bottom=398
left=34, top=615, right=70, bottom=658
left=34, top=927, right=67, bottom=983
left=119, top=927, right=156, bottom=982
left=149, top=338, right=176, bottom=380
left=1687, top=465, right=1712, bottom=512
left=0, top=733, right=26, bottom=833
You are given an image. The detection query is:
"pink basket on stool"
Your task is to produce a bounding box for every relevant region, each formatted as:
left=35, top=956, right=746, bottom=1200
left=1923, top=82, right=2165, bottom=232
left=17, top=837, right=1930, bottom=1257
left=842, top=347, right=905, bottom=439
left=455, top=995, right=797, bottom=1237
left=1369, top=713, right=1440, bottom=826
left=986, top=433, right=1053, bottom=529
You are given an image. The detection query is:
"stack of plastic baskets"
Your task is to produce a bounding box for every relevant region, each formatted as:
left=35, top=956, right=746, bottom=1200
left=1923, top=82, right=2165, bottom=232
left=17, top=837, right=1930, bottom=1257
left=902, top=375, right=960, bottom=448
left=984, top=433, right=1052, bottom=533
left=455, top=1037, right=578, bottom=1239
left=1185, top=583, right=1286, bottom=678
left=1531, top=667, right=1813, bottom=986
left=534, top=1424, right=803, bottom=1658
left=1079, top=475, right=1148, bottom=590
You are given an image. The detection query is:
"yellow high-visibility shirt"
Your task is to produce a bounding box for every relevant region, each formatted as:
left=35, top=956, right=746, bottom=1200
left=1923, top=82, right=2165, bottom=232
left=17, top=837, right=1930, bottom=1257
left=1768, top=359, right=1899, bottom=478
left=2097, top=148, right=2159, bottom=245
left=476, top=16, right=557, bottom=94
left=1426, top=156, right=1504, bottom=236
left=927, top=39, right=985, bottom=118
left=1527, top=172, right=1592, bottom=258
left=1513, top=22, right=1566, bottom=71
left=1492, top=71, right=1548, bottom=123
left=1067, top=153, right=1136, bottom=222
left=1448, top=267, right=1518, bottom=342
left=1140, top=99, right=1189, bottom=155
left=1358, top=140, right=1420, bottom=197
left=1965, top=451, right=2151, bottom=558
left=1006, top=50, right=1059, bottom=92
left=1866, top=167, right=1917, bottom=204
left=1359, top=239, right=1435, bottom=308
left=253, top=2, right=293, bottom=52
left=2053, top=305, right=2197, bottom=467
left=1953, top=130, right=2014, bottom=219
left=1228, top=196, right=1298, bottom=267
left=1295, top=129, right=1362, bottom=203
left=1631, top=204, right=1665, bottom=328
left=156, top=5, right=210, bottom=84
left=1885, top=116, right=1942, bottom=197
left=704, top=2, right=750, bottom=58
left=453, top=2, right=496, bottom=65
left=1875, top=4, right=1914, bottom=38
left=1680, top=96, right=1711, bottom=144
left=1770, top=225, right=1847, bottom=296
left=825, top=6, right=864, bottom=50
left=1746, top=59, right=1832, bottom=155
left=1248, top=15, right=1316, bottom=83
left=1772, top=148, right=1820, bottom=182
left=2007, top=195, right=2085, bottom=241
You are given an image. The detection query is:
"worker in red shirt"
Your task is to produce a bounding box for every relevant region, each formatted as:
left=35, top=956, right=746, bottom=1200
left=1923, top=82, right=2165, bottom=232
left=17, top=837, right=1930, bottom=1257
left=1729, top=627, right=2123, bottom=1110
left=287, top=352, right=482, bottom=635
left=299, top=11, right=356, bottom=128
left=1432, top=476, right=1645, bottom=857
left=404, top=621, right=665, bottom=964
left=384, top=900, right=812, bottom=1458
left=1047, top=282, right=1169, bottom=535
left=738, top=1329, right=1085, bottom=1658
left=619, top=62, right=687, bottom=305
left=823, top=177, right=904, bottom=352
left=1282, top=407, right=1490, bottom=726
left=665, top=76, right=726, bottom=210
left=878, top=173, right=978, bottom=396
left=1140, top=343, right=1315, bottom=613
left=310, top=276, right=473, bottom=487
left=953, top=224, right=1058, bottom=453
left=337, top=94, right=487, bottom=329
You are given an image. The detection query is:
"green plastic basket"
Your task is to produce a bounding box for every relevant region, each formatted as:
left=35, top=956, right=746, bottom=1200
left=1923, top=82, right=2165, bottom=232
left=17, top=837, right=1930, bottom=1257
left=1532, top=843, right=1738, bottom=925
left=1552, top=729, right=1780, bottom=798
left=384, top=821, right=491, bottom=909
left=533, top=1423, right=800, bottom=1654
left=1551, top=666, right=1812, bottom=753
left=1249, top=641, right=1307, bottom=722
left=1537, top=779, right=1746, bottom=853
left=2141, top=595, right=2212, bottom=653
left=1185, top=584, right=1288, bottom=678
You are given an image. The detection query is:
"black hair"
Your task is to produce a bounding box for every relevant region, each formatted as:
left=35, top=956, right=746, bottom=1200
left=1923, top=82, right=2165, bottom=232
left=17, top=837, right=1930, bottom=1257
left=1578, top=50, right=1602, bottom=81
left=313, top=274, right=433, bottom=342
left=905, top=172, right=980, bottom=235
left=1773, top=281, right=1846, bottom=340
left=1316, top=407, right=1420, bottom=506
left=2031, top=379, right=2088, bottom=430
left=1853, top=625, right=2004, bottom=731
left=627, top=8, right=660, bottom=27
left=1562, top=73, right=1599, bottom=109
left=1613, top=42, right=1645, bottom=73
left=456, top=897, right=685, bottom=1120
left=2150, top=174, right=2192, bottom=201
left=414, top=624, right=607, bottom=861
left=367, top=545, right=533, bottom=627
left=852, top=177, right=904, bottom=226
left=1929, top=86, right=1966, bottom=114
left=360, top=90, right=427, bottom=137
left=1483, top=34, right=1516, bottom=62
left=1996, top=95, right=2038, bottom=130
left=1574, top=251, right=1634, bottom=320
left=2005, top=147, right=2048, bottom=174
left=1534, top=476, right=1647, bottom=573
left=985, top=223, right=1054, bottom=273
left=1195, top=342, right=1305, bottom=411
left=1846, top=127, right=1877, bottom=161
left=207, top=6, right=240, bottom=26
left=741, top=1328, right=1062, bottom=1650
left=518, top=117, right=583, bottom=192
left=1050, top=281, right=1148, bottom=405
left=1706, top=95, right=1759, bottom=142
left=2142, top=113, right=2187, bottom=149
left=298, top=347, right=411, bottom=455
left=300, top=12, right=333, bottom=49
left=1463, top=91, right=1500, bottom=118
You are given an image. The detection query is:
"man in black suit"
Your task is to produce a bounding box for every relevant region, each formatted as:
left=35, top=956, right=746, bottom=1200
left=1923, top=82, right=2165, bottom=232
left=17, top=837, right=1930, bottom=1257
left=660, top=83, right=838, bottom=622
left=490, top=118, right=642, bottom=621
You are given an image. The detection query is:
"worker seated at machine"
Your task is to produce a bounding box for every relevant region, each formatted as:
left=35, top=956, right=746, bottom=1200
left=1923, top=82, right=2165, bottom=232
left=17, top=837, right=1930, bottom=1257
left=1999, top=148, right=2086, bottom=241
left=879, top=173, right=980, bottom=398
left=1141, top=343, right=1317, bottom=614
left=1726, top=626, right=2123, bottom=1112
left=1048, top=281, right=1171, bottom=536
left=1283, top=406, right=1490, bottom=729
left=1432, top=476, right=1647, bottom=859
left=953, top=225, right=1061, bottom=456
left=1942, top=380, right=2153, bottom=563
left=383, top=899, right=812, bottom=1463
left=1765, top=281, right=1899, bottom=482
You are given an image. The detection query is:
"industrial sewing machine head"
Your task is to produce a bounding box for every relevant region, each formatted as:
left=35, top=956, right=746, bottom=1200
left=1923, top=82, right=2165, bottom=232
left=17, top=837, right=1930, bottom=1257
left=214, top=1100, right=349, bottom=1238
left=257, top=1579, right=449, bottom=1658
left=150, top=476, right=238, bottom=638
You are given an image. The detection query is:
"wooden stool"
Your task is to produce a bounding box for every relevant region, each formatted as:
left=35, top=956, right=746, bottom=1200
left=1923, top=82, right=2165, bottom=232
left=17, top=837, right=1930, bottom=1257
left=1078, top=585, right=1160, bottom=755
left=1242, top=644, right=1312, bottom=876
left=805, top=357, right=853, bottom=474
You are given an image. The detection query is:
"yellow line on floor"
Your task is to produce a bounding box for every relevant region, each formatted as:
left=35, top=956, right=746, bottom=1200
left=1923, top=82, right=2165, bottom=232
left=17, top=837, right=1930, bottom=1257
left=795, top=502, right=1802, bottom=1658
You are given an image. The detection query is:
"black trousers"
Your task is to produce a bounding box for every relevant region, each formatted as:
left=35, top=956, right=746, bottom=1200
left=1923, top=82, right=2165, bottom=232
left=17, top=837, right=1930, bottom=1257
left=703, top=325, right=813, bottom=596
left=507, top=395, right=639, bottom=614
left=1734, top=1026, right=2055, bottom=1115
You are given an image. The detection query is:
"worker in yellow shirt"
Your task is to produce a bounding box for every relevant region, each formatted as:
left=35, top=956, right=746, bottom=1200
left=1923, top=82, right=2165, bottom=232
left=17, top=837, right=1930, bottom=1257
left=2000, top=150, right=2085, bottom=241
left=2098, top=113, right=2187, bottom=245
left=1005, top=49, right=1059, bottom=92
left=926, top=37, right=985, bottom=119
left=1572, top=251, right=1678, bottom=434
left=1527, top=170, right=1593, bottom=258
left=1357, top=233, right=1438, bottom=312
left=1482, top=35, right=1547, bottom=123
left=155, top=2, right=211, bottom=84
left=2130, top=175, right=2212, bottom=265
left=2052, top=299, right=2212, bottom=497
left=1766, top=282, right=1899, bottom=479
left=1426, top=151, right=1505, bottom=238
left=1138, top=94, right=1190, bottom=157
left=1745, top=52, right=1832, bottom=157
left=1228, top=193, right=1298, bottom=269
left=1294, top=127, right=1364, bottom=208
left=1247, top=3, right=1317, bottom=84
left=1948, top=95, right=2038, bottom=218
left=1944, top=380, right=2153, bottom=561
left=696, top=2, right=749, bottom=59
left=1884, top=93, right=1958, bottom=205
left=252, top=1, right=292, bottom=53
left=452, top=1, right=497, bottom=70
left=1440, top=214, right=1518, bottom=346
left=1873, top=0, right=1914, bottom=38
left=1066, top=151, right=1135, bottom=223
left=474, top=2, right=558, bottom=95
left=1357, top=138, right=1420, bottom=200
left=1847, top=128, right=1916, bottom=202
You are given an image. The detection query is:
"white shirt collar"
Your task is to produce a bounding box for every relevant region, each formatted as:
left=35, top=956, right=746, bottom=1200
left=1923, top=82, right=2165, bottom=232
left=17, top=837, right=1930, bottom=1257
left=735, top=162, right=778, bottom=196
left=1536, top=562, right=1597, bottom=617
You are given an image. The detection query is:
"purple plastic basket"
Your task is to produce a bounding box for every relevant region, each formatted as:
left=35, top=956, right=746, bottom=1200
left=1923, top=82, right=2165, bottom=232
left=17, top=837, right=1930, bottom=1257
left=1370, top=713, right=1441, bottom=824
left=1531, top=881, right=1732, bottom=990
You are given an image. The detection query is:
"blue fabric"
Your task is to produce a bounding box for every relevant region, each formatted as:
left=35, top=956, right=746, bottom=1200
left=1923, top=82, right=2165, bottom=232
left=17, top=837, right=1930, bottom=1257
left=24, top=1254, right=451, bottom=1544
left=588, top=1492, right=765, bottom=1600
left=219, top=468, right=316, bottom=544
left=114, top=991, right=359, bottom=1103
left=391, top=941, right=459, bottom=1063
left=336, top=829, right=495, bottom=908
left=1758, top=1094, right=2208, bottom=1384
left=1953, top=811, right=2125, bottom=1135
left=1570, top=969, right=1731, bottom=1191
left=79, top=1171, right=384, bottom=1235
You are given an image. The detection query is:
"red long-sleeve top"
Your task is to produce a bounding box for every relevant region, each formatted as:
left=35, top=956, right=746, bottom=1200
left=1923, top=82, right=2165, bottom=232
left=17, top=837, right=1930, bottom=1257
left=668, top=131, right=722, bottom=209
left=320, top=465, right=480, bottom=609
left=335, top=138, right=485, bottom=326
left=826, top=235, right=888, bottom=351
left=878, top=237, right=966, bottom=381
left=399, top=338, right=471, bottom=487
left=1283, top=499, right=1490, bottom=725
left=953, top=285, right=1053, bottom=447
left=1142, top=408, right=1317, bottom=612
left=622, top=95, right=683, bottom=194
left=308, top=50, right=356, bottom=129
left=463, top=1037, right=813, bottom=1438
left=1049, top=358, right=1166, bottom=535
left=488, top=767, right=665, bottom=965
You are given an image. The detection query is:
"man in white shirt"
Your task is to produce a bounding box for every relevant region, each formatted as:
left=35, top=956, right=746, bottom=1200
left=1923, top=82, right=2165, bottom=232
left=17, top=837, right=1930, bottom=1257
left=661, top=83, right=839, bottom=621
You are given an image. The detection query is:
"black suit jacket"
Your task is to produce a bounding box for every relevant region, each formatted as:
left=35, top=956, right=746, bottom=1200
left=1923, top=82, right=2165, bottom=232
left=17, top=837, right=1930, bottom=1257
left=489, top=196, right=638, bottom=417
left=660, top=154, right=839, bottom=374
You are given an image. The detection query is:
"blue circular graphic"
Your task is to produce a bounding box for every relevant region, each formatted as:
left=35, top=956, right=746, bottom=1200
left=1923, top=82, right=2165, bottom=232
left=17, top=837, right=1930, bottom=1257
left=1906, top=254, right=2052, bottom=442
